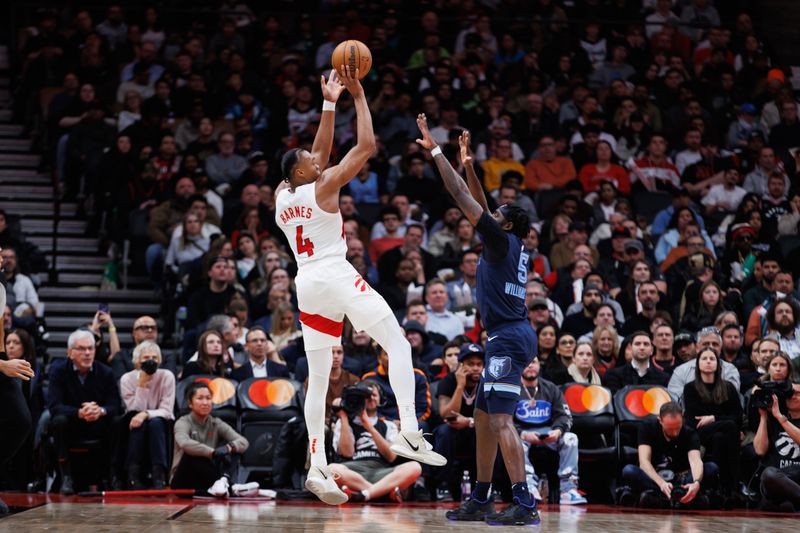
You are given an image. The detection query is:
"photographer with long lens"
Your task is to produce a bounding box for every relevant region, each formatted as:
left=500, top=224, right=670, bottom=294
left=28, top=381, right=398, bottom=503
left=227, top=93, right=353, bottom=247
left=753, top=366, right=800, bottom=511
left=0, top=258, right=34, bottom=515
left=329, top=381, right=422, bottom=502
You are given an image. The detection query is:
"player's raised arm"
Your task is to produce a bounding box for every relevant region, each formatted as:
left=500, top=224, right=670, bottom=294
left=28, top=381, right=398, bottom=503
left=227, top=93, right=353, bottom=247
left=416, top=114, right=483, bottom=226
left=318, top=66, right=376, bottom=192
left=310, top=69, right=345, bottom=169
left=459, top=130, right=489, bottom=214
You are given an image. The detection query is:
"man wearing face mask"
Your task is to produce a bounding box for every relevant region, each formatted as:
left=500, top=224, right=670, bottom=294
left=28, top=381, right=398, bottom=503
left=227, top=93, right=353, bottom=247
left=119, top=341, right=175, bottom=489
left=560, top=284, right=603, bottom=338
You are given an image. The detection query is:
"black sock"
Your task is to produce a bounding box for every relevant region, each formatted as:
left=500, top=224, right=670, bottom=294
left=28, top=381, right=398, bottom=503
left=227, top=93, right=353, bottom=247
left=512, top=482, right=534, bottom=507
left=473, top=481, right=491, bottom=502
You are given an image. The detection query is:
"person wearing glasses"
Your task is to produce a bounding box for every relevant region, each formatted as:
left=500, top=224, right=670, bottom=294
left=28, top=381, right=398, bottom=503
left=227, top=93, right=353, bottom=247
left=47, top=329, right=121, bottom=495
left=110, top=316, right=176, bottom=379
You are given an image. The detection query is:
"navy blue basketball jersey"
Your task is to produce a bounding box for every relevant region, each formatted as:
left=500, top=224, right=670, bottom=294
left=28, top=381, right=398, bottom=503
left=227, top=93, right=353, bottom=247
left=475, top=213, right=529, bottom=332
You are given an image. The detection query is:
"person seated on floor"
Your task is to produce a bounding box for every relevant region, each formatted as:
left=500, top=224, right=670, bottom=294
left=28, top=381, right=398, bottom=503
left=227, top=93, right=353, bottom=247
left=517, top=356, right=586, bottom=505
left=119, top=340, right=175, bottom=490
left=330, top=380, right=422, bottom=502
left=361, top=346, right=431, bottom=429
left=47, top=329, right=121, bottom=495
left=303, top=343, right=360, bottom=421
left=681, top=349, right=742, bottom=499
left=619, top=401, right=720, bottom=509
left=171, top=382, right=249, bottom=497
left=753, top=381, right=800, bottom=512
left=434, top=343, right=483, bottom=499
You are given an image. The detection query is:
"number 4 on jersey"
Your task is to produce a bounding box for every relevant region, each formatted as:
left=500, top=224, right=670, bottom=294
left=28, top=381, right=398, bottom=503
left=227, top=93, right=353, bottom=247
left=296, top=225, right=315, bottom=256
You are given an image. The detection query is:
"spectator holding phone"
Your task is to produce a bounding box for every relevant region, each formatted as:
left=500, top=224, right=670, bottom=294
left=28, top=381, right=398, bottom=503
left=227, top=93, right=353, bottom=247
left=88, top=305, right=120, bottom=367
left=516, top=357, right=585, bottom=505
left=434, top=343, right=483, bottom=498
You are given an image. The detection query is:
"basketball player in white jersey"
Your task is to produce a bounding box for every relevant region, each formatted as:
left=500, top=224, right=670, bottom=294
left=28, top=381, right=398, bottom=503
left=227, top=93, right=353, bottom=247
left=276, top=66, right=446, bottom=505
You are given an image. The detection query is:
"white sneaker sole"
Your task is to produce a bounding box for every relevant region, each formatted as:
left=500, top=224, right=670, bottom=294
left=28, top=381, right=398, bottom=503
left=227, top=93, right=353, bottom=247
left=390, top=443, right=447, bottom=467
left=305, top=477, right=349, bottom=505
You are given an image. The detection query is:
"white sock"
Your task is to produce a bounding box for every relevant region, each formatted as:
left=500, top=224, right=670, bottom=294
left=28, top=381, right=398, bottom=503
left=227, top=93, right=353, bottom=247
left=361, top=489, right=371, bottom=501
left=366, top=316, right=419, bottom=433
left=305, top=347, right=333, bottom=468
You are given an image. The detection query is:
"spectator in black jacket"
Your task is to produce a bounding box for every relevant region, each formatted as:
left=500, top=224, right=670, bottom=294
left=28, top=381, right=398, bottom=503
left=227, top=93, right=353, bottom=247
left=47, top=329, right=121, bottom=495
left=185, top=256, right=240, bottom=329
left=230, top=326, right=290, bottom=381
left=682, top=349, right=742, bottom=498
left=602, top=331, right=669, bottom=393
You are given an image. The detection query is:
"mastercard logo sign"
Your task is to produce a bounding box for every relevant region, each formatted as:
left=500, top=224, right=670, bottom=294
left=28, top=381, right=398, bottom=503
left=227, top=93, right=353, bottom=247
left=564, top=385, right=612, bottom=413
left=194, top=377, right=236, bottom=405
left=623, top=387, right=672, bottom=417
left=247, top=379, right=297, bottom=408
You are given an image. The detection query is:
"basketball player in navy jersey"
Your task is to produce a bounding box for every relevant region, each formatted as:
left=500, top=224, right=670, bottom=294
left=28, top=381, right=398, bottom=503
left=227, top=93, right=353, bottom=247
left=416, top=115, right=540, bottom=525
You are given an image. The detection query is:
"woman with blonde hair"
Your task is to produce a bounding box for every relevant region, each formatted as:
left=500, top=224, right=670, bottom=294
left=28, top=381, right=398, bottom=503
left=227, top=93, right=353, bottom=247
left=270, top=302, right=302, bottom=352
left=568, top=341, right=602, bottom=384
left=591, top=325, right=620, bottom=377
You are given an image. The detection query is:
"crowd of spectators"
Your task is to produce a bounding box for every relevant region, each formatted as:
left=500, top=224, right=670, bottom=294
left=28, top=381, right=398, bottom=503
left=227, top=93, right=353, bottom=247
left=4, top=0, right=800, bottom=511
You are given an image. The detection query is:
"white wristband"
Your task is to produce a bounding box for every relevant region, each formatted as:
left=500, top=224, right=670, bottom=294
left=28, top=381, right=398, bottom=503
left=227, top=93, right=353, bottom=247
left=322, top=100, right=336, bottom=112
left=431, top=145, right=442, bottom=157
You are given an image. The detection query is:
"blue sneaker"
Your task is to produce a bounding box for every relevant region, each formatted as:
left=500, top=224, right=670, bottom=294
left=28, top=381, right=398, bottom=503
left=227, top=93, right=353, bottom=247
left=484, top=498, right=541, bottom=526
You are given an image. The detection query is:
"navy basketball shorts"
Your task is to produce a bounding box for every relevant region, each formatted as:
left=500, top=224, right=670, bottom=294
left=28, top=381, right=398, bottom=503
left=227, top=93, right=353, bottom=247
left=475, top=322, right=538, bottom=415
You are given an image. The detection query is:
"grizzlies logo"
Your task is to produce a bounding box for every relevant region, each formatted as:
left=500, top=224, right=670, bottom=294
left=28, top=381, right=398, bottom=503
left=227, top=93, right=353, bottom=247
left=488, top=356, right=512, bottom=380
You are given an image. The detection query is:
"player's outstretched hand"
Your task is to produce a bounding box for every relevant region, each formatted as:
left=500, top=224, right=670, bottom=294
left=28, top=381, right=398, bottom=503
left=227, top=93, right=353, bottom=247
left=321, top=69, right=345, bottom=103
left=0, top=359, right=35, bottom=380
left=339, top=65, right=364, bottom=99
left=459, top=130, right=473, bottom=166
left=415, top=113, right=437, bottom=151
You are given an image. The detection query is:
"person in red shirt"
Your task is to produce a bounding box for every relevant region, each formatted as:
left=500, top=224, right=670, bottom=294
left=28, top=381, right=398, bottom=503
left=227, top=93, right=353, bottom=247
left=578, top=141, right=630, bottom=195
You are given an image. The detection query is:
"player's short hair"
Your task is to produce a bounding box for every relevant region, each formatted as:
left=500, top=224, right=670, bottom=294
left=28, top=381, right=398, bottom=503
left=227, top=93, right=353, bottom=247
left=498, top=204, right=530, bottom=239
left=281, top=148, right=302, bottom=181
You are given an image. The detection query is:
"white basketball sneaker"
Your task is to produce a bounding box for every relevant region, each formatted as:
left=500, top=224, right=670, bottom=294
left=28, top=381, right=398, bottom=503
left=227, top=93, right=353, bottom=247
left=390, top=430, right=447, bottom=466
left=305, top=465, right=348, bottom=505
left=208, top=475, right=230, bottom=498
left=231, top=481, right=260, bottom=497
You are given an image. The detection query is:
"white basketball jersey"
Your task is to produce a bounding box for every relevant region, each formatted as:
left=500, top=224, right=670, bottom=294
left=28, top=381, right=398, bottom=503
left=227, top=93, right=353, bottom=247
left=275, top=182, right=347, bottom=268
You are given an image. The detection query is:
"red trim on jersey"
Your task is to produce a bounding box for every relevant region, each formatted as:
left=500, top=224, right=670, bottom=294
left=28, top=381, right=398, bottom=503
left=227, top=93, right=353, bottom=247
left=299, top=311, right=344, bottom=337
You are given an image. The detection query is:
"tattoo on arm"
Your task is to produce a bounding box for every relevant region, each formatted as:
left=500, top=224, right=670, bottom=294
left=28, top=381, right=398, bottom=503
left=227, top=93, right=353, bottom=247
left=432, top=154, right=483, bottom=225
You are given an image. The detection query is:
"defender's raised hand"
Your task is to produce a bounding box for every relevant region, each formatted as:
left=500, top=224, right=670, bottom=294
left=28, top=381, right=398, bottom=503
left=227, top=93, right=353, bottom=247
left=459, top=130, right=473, bottom=166
left=321, top=69, right=345, bottom=103
left=415, top=113, right=437, bottom=150
left=339, top=65, right=364, bottom=98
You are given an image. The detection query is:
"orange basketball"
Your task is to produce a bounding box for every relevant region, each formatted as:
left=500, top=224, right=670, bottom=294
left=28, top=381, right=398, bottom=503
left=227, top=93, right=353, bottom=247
left=331, top=40, right=372, bottom=80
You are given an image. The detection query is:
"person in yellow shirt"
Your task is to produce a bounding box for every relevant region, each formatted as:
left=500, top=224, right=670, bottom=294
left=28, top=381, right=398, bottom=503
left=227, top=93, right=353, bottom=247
left=481, top=139, right=526, bottom=192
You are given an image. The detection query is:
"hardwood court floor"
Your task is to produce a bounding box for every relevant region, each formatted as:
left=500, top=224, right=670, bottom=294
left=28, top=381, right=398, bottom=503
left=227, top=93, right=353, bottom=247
left=0, top=494, right=796, bottom=532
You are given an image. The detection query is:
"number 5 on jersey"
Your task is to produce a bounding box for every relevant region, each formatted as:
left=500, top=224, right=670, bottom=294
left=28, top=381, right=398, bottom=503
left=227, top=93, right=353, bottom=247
left=296, top=225, right=315, bottom=256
